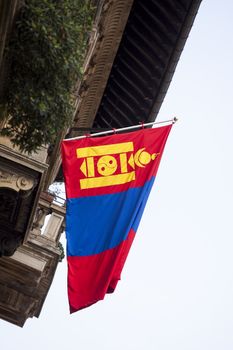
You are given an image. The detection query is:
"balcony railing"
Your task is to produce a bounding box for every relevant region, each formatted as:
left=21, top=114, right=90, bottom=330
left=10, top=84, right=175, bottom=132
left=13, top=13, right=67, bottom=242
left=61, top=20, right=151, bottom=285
left=29, top=191, right=66, bottom=251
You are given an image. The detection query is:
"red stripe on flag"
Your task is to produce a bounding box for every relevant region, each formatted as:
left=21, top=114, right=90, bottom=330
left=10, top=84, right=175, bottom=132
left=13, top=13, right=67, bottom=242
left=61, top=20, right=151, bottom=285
left=68, top=229, right=136, bottom=313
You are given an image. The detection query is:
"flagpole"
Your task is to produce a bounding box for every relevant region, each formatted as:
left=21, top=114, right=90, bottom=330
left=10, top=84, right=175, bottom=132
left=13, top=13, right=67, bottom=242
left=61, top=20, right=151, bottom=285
left=63, top=117, right=178, bottom=141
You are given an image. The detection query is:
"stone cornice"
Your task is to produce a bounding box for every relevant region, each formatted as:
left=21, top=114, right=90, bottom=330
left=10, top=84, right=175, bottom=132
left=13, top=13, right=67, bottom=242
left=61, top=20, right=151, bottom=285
left=73, top=0, right=134, bottom=129
left=0, top=144, right=48, bottom=173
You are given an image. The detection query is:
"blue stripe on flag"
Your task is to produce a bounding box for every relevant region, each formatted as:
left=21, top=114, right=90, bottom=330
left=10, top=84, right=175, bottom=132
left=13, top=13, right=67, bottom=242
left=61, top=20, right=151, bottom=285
left=66, top=177, right=155, bottom=256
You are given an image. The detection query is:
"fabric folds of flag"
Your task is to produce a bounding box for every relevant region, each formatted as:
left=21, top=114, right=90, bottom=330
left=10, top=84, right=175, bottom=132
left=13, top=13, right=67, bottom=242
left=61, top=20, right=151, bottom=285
left=61, top=124, right=172, bottom=313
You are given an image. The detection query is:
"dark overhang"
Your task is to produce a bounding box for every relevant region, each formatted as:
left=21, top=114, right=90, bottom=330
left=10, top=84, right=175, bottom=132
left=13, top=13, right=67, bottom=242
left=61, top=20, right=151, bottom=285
left=93, top=0, right=202, bottom=129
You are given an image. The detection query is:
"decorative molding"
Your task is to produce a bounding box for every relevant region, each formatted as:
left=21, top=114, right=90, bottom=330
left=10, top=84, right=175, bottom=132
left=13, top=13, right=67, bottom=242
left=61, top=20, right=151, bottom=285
left=0, top=169, right=35, bottom=192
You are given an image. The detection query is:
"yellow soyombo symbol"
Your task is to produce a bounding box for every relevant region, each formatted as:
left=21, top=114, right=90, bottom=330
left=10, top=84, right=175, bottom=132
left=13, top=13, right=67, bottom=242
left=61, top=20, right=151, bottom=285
left=97, top=155, right=118, bottom=176
left=76, top=142, right=159, bottom=189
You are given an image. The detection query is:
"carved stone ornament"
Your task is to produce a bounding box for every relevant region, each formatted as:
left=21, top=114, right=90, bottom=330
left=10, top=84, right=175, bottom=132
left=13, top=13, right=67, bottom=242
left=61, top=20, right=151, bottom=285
left=0, top=170, right=35, bottom=192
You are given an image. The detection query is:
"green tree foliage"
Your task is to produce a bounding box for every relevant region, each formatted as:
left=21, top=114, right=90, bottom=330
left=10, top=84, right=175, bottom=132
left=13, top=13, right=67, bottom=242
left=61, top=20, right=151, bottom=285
left=58, top=241, right=65, bottom=262
left=1, top=0, right=94, bottom=153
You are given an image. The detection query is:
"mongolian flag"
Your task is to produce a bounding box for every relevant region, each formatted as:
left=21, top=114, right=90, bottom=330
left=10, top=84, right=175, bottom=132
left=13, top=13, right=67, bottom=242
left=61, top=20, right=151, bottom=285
left=61, top=123, right=172, bottom=313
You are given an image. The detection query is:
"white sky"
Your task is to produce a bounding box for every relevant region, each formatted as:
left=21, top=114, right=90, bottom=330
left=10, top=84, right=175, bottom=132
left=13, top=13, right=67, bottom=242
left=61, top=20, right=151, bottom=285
left=2, top=1, right=233, bottom=349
